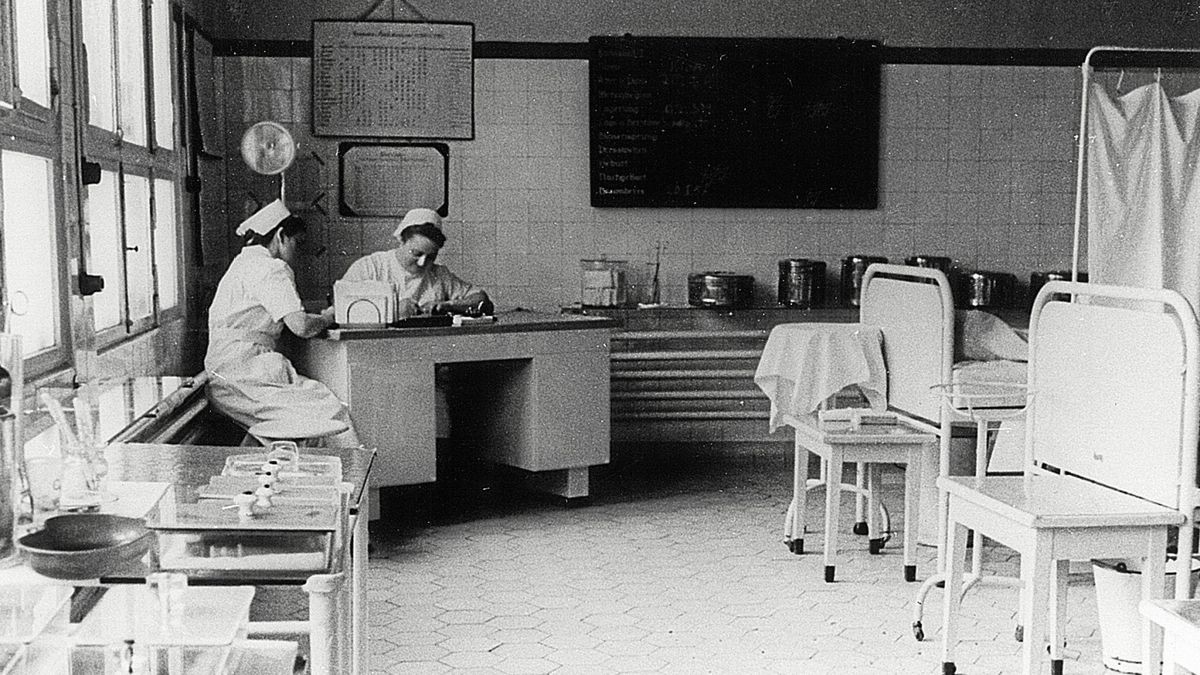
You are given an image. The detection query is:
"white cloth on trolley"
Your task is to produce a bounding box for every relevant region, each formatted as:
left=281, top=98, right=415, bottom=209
left=754, top=323, right=887, bottom=432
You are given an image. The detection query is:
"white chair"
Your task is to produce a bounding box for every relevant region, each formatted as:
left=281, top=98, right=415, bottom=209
left=940, top=281, right=1199, bottom=675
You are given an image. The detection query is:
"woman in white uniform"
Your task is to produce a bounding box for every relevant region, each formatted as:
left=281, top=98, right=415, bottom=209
left=206, top=199, right=359, bottom=447
left=340, top=208, right=489, bottom=440
left=340, top=208, right=490, bottom=316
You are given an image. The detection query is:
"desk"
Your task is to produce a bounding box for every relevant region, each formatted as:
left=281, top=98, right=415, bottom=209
left=294, top=311, right=616, bottom=500
left=4, top=443, right=375, bottom=675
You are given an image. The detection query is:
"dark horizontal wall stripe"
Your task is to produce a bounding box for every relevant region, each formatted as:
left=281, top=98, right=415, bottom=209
left=474, top=42, right=588, bottom=59
left=213, top=40, right=312, bottom=57
left=208, top=40, right=1200, bottom=68
left=882, top=47, right=1087, bottom=67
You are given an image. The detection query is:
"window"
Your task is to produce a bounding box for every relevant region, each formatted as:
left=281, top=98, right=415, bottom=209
left=12, top=0, right=50, bottom=107
left=88, top=172, right=124, bottom=331
left=81, top=0, right=182, bottom=343
left=0, top=151, right=59, bottom=355
left=0, top=0, right=184, bottom=377
left=153, top=179, right=179, bottom=309
left=0, top=0, right=66, bottom=374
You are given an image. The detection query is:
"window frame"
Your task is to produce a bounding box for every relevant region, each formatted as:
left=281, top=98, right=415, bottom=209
left=0, top=0, right=71, bottom=376
left=79, top=0, right=184, bottom=352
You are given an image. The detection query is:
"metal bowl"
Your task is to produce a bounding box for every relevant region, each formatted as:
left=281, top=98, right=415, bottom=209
left=17, top=514, right=152, bottom=579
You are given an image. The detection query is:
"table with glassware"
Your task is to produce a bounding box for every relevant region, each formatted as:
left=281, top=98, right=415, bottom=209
left=0, top=442, right=375, bottom=674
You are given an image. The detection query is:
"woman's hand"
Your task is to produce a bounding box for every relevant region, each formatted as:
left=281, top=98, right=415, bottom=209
left=397, top=297, right=420, bottom=319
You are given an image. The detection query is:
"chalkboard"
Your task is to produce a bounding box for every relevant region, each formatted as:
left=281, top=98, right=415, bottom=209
left=589, top=36, right=880, bottom=209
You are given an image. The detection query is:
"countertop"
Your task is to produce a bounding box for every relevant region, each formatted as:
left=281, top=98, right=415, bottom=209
left=325, top=308, right=618, bottom=340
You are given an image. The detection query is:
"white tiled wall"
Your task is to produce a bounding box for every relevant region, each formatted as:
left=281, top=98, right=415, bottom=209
left=222, top=58, right=1086, bottom=310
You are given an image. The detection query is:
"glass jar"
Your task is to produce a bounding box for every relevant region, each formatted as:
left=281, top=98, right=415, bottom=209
left=579, top=259, right=628, bottom=308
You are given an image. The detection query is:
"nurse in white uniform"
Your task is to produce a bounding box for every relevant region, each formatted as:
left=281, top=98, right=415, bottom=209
left=205, top=199, right=359, bottom=447
left=340, top=208, right=488, bottom=439
left=340, top=208, right=490, bottom=316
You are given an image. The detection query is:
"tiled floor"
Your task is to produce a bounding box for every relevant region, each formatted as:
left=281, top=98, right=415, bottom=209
left=364, top=443, right=1118, bottom=674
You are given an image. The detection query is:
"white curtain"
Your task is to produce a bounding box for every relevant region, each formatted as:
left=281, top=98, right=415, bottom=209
left=1087, top=81, right=1200, bottom=310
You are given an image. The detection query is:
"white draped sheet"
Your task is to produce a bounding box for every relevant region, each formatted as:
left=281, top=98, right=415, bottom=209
left=1087, top=81, right=1200, bottom=309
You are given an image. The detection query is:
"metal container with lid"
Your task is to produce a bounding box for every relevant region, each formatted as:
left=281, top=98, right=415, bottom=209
left=960, top=270, right=1018, bottom=309
left=840, top=255, right=888, bottom=306
left=1029, top=270, right=1088, bottom=306
left=905, top=255, right=953, bottom=275
left=778, top=259, right=826, bottom=308
left=688, top=272, right=754, bottom=308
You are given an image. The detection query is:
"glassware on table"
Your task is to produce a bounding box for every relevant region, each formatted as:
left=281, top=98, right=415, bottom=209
left=22, top=456, right=59, bottom=525
left=146, top=571, right=188, bottom=626
left=266, top=440, right=299, bottom=475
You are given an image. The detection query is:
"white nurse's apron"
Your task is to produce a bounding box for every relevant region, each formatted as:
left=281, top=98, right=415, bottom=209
left=206, top=248, right=358, bottom=446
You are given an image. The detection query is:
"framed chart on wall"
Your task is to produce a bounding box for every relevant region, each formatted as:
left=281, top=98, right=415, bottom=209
left=312, top=20, right=474, bottom=139
left=338, top=142, right=449, bottom=217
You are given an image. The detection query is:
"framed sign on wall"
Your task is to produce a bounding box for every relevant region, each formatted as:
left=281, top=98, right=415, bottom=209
left=312, top=20, right=474, bottom=139
left=338, top=142, right=449, bottom=217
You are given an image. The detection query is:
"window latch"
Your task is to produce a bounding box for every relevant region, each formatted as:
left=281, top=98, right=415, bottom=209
left=79, top=272, right=105, bottom=297
left=80, top=159, right=102, bottom=186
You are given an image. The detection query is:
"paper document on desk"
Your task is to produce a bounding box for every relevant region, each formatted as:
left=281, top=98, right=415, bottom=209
left=334, top=279, right=394, bottom=325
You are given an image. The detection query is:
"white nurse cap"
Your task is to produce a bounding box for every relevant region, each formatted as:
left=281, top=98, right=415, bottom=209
left=392, top=208, right=442, bottom=240
left=236, top=198, right=291, bottom=236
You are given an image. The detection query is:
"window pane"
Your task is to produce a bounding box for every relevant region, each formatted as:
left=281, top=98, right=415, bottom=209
left=123, top=174, right=153, bottom=321
left=88, top=173, right=123, bottom=330
left=1, top=151, right=58, bottom=354
left=152, top=179, right=178, bottom=309
left=12, top=0, right=50, bottom=106
left=150, top=0, right=173, bottom=150
left=82, top=0, right=116, bottom=130
left=116, top=0, right=146, bottom=145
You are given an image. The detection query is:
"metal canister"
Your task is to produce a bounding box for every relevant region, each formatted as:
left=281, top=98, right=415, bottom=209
left=1029, top=270, right=1088, bottom=306
left=960, top=270, right=1017, bottom=309
left=840, top=255, right=888, bottom=306
left=777, top=259, right=825, bottom=308
left=905, top=255, right=952, bottom=275
left=687, top=272, right=754, bottom=308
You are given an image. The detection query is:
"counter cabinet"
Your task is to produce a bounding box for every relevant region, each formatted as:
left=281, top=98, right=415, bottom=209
left=574, top=306, right=861, bottom=444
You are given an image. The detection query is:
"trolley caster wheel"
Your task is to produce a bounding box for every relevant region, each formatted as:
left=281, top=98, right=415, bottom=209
left=852, top=521, right=869, bottom=535
left=904, top=565, right=917, bottom=583
left=941, top=663, right=956, bottom=675
left=912, top=621, right=924, bottom=642
left=868, top=538, right=885, bottom=554
left=785, top=538, right=803, bottom=554
left=1014, top=624, right=1024, bottom=642
left=824, top=565, right=835, bottom=583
